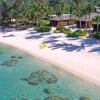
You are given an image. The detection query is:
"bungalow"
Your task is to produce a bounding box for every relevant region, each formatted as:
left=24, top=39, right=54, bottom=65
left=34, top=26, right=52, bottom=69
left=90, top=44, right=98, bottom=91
left=95, top=7, right=100, bottom=13
left=48, top=13, right=100, bottom=31
left=93, top=22, right=100, bottom=31
left=48, top=14, right=77, bottom=27
left=77, top=13, right=100, bottom=29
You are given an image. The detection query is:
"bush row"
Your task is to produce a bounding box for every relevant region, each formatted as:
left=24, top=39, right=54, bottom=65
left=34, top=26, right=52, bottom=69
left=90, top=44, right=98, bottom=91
left=56, top=27, right=88, bottom=37
left=37, top=20, right=51, bottom=32
left=92, top=31, right=100, bottom=39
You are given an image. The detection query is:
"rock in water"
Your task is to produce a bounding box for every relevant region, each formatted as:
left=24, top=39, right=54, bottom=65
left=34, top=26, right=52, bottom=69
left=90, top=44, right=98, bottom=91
left=21, top=97, right=27, bottom=100
left=10, top=98, right=17, bottom=100
left=5, top=59, right=18, bottom=66
left=80, top=96, right=92, bottom=100
left=18, top=56, right=23, bottom=59
left=1, top=59, right=19, bottom=67
left=44, top=96, right=69, bottom=100
left=11, top=56, right=17, bottom=58
left=28, top=79, right=39, bottom=85
left=43, top=88, right=53, bottom=94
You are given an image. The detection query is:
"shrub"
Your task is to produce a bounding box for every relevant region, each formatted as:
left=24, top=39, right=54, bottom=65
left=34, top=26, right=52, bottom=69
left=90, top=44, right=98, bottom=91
left=68, top=30, right=88, bottom=37
left=39, top=20, right=50, bottom=26
left=56, top=26, right=66, bottom=32
left=37, top=26, right=51, bottom=32
left=68, top=30, right=81, bottom=37
left=92, top=31, right=100, bottom=39
left=56, top=26, right=72, bottom=34
left=81, top=31, right=88, bottom=36
left=37, top=20, right=51, bottom=32
left=64, top=29, right=72, bottom=35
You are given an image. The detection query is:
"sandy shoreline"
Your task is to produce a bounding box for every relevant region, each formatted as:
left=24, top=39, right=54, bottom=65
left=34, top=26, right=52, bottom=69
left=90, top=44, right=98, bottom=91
left=0, top=29, right=100, bottom=86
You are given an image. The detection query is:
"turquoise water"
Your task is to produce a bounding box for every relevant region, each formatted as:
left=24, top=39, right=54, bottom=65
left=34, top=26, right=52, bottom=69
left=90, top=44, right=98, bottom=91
left=0, top=44, right=100, bottom=100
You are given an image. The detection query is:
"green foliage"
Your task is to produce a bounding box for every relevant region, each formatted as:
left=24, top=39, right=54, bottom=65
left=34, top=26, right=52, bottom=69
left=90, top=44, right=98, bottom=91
left=57, top=27, right=88, bottom=37
left=37, top=20, right=51, bottom=32
left=39, top=20, right=50, bottom=26
left=0, top=0, right=99, bottom=28
left=37, top=26, right=51, bottom=32
left=64, top=29, right=72, bottom=34
left=56, top=26, right=67, bottom=33
left=92, top=16, right=100, bottom=23
left=92, top=31, right=100, bottom=39
left=80, top=31, right=88, bottom=36
left=56, top=26, right=72, bottom=34
left=68, top=30, right=88, bottom=37
left=68, top=30, right=81, bottom=37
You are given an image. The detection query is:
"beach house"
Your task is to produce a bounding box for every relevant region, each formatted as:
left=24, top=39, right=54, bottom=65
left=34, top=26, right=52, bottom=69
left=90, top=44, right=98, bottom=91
left=48, top=14, right=77, bottom=27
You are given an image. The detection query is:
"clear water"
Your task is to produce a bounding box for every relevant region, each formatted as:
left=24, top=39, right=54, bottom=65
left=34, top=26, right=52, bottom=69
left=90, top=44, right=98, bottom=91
left=0, top=44, right=100, bottom=100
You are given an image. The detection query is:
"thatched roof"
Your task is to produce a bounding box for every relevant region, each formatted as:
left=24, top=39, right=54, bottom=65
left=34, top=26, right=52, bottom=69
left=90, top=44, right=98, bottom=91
left=48, top=14, right=77, bottom=21
left=78, top=13, right=100, bottom=21
left=48, top=13, right=100, bottom=23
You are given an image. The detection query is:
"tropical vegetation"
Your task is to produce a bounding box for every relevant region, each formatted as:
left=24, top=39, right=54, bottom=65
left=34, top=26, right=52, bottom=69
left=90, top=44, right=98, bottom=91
left=68, top=30, right=88, bottom=37
left=92, top=31, right=100, bottom=39
left=0, top=0, right=99, bottom=33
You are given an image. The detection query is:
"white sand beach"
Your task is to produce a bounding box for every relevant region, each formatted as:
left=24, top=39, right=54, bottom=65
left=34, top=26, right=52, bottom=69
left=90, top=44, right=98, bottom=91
left=0, top=28, right=100, bottom=86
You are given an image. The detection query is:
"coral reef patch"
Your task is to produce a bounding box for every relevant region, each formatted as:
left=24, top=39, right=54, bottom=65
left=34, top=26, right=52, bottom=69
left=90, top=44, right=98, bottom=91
left=43, top=88, right=53, bottom=94
left=22, top=69, right=58, bottom=86
left=1, top=55, right=23, bottom=67
left=44, top=96, right=70, bottom=100
left=79, top=96, right=92, bottom=100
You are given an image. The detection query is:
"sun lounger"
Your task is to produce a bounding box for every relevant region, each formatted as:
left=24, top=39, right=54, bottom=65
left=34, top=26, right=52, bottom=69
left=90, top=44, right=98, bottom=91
left=40, top=43, right=48, bottom=49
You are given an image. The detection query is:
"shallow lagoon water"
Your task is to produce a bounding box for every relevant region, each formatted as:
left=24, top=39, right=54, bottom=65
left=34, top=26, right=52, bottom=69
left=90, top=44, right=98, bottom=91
left=0, top=44, right=100, bottom=100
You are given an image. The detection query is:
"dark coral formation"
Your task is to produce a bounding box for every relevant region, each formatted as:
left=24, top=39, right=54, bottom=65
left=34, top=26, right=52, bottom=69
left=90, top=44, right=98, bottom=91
left=1, top=55, right=23, bottom=67
left=22, top=70, right=58, bottom=86
left=10, top=97, right=27, bottom=100
left=44, top=96, right=69, bottom=100
left=21, top=97, right=27, bottom=100
left=11, top=56, right=23, bottom=59
left=10, top=98, right=17, bottom=100
left=1, top=59, right=18, bottom=66
left=17, top=56, right=23, bottom=59
left=80, top=96, right=92, bottom=100
left=10, top=56, right=17, bottom=59
left=43, top=88, right=53, bottom=94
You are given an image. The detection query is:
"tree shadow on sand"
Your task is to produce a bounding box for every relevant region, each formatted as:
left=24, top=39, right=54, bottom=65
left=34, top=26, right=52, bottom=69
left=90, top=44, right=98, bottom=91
left=25, top=32, right=51, bottom=39
left=80, top=38, right=100, bottom=53
left=89, top=47, right=100, bottom=54
left=44, top=36, right=83, bottom=52
left=26, top=31, right=100, bottom=53
left=80, top=38, right=99, bottom=47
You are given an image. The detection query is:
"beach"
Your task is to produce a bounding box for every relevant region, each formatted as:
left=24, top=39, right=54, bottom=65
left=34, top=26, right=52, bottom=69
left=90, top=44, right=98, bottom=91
left=0, top=28, right=100, bottom=86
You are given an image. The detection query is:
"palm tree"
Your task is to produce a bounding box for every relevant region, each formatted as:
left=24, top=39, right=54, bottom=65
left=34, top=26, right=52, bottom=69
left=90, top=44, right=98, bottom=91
left=85, top=2, right=95, bottom=33
left=69, top=0, right=83, bottom=27
left=73, top=0, right=83, bottom=7
left=73, top=6, right=84, bottom=28
left=0, top=0, right=9, bottom=27
left=92, top=16, right=100, bottom=31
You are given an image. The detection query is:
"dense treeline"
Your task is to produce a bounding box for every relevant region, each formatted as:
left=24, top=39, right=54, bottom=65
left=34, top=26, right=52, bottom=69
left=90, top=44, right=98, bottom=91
left=0, top=0, right=100, bottom=29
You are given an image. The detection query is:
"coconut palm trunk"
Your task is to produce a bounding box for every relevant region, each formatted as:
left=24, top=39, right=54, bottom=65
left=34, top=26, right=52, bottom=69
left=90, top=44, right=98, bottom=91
left=88, top=13, right=91, bottom=34
left=97, top=17, right=100, bottom=31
